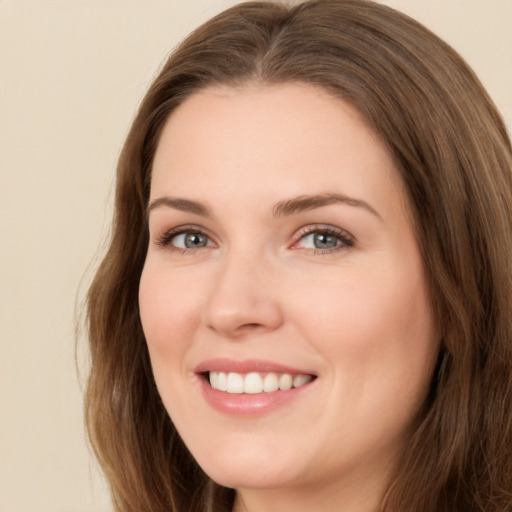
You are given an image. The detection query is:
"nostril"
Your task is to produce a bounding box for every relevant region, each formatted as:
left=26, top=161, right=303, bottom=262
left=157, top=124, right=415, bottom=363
left=237, top=322, right=267, bottom=333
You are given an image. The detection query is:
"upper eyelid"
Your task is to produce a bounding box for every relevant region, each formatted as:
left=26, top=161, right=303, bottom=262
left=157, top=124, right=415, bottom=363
left=293, top=224, right=355, bottom=240
left=153, top=224, right=216, bottom=246
left=154, top=224, right=211, bottom=237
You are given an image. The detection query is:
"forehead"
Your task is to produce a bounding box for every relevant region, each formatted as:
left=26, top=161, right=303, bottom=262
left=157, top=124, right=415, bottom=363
left=150, top=83, right=407, bottom=217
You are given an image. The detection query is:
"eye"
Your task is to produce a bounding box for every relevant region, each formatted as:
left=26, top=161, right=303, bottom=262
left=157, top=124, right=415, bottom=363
left=156, top=227, right=215, bottom=251
left=292, top=225, right=354, bottom=253
left=172, top=232, right=211, bottom=249
left=300, top=232, right=341, bottom=250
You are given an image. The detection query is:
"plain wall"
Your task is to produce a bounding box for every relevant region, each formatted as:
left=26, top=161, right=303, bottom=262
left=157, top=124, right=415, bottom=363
left=0, top=1, right=510, bottom=511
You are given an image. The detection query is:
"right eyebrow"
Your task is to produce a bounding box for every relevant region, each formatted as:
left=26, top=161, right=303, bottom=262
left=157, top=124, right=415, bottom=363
left=146, top=197, right=211, bottom=218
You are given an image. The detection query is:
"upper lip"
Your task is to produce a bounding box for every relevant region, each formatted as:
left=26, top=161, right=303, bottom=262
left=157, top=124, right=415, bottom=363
left=194, top=358, right=316, bottom=376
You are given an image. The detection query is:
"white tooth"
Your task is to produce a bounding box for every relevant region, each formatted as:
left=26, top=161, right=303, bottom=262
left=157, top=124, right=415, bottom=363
left=226, top=372, right=244, bottom=393
left=217, top=372, right=227, bottom=391
left=293, top=374, right=312, bottom=388
left=209, top=371, right=219, bottom=389
left=279, top=373, right=293, bottom=391
left=244, top=372, right=263, bottom=394
left=263, top=373, right=279, bottom=392
left=210, top=371, right=308, bottom=393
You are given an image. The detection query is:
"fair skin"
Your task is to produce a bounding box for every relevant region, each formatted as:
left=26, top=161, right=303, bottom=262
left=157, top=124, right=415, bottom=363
left=139, top=83, right=439, bottom=512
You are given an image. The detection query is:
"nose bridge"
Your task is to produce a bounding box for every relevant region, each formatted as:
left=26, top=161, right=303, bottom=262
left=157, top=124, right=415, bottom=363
left=202, top=243, right=283, bottom=337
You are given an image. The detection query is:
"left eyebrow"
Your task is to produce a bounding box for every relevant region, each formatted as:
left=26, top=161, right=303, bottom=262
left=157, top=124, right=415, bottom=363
left=272, top=193, right=381, bottom=219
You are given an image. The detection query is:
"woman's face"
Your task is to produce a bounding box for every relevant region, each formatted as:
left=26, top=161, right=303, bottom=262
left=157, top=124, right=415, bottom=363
left=139, top=83, right=438, bottom=504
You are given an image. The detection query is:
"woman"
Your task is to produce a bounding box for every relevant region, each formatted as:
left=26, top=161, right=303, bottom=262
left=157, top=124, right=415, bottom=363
left=85, top=1, right=512, bottom=511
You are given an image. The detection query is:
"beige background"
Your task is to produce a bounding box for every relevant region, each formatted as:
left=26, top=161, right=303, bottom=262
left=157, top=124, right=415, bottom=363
left=0, top=1, right=510, bottom=511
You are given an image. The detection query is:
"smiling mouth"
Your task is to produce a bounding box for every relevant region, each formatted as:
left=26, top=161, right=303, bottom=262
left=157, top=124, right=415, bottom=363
left=207, top=371, right=315, bottom=394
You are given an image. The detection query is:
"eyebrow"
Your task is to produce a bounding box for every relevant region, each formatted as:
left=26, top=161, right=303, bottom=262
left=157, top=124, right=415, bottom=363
left=147, top=193, right=380, bottom=219
left=147, top=197, right=211, bottom=217
left=272, top=193, right=381, bottom=219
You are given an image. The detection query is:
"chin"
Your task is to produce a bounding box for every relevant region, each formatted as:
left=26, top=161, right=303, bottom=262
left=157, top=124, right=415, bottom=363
left=190, top=437, right=303, bottom=490
left=207, top=464, right=295, bottom=491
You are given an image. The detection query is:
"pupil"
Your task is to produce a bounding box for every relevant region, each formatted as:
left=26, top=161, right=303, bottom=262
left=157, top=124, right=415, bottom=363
left=314, top=233, right=338, bottom=249
left=185, top=233, right=206, bottom=248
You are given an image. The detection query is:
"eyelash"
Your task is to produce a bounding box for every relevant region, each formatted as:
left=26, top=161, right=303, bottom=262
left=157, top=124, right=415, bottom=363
left=292, top=224, right=355, bottom=254
left=154, top=224, right=355, bottom=255
left=155, top=225, right=212, bottom=253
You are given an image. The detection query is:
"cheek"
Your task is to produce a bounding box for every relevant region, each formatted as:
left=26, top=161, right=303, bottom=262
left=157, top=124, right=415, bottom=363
left=290, top=258, right=437, bottom=392
left=138, top=263, right=210, bottom=431
left=138, top=264, right=204, bottom=369
left=301, top=269, right=427, bottom=336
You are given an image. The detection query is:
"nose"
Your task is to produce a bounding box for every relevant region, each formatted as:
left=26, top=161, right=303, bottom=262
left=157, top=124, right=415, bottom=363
left=202, top=252, right=284, bottom=339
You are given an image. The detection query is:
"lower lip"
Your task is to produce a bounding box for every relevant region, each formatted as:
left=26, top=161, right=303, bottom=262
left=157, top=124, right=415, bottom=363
left=198, top=375, right=315, bottom=416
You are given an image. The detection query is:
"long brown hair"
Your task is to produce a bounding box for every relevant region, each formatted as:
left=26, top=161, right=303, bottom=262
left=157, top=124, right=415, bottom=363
left=84, top=1, right=512, bottom=511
